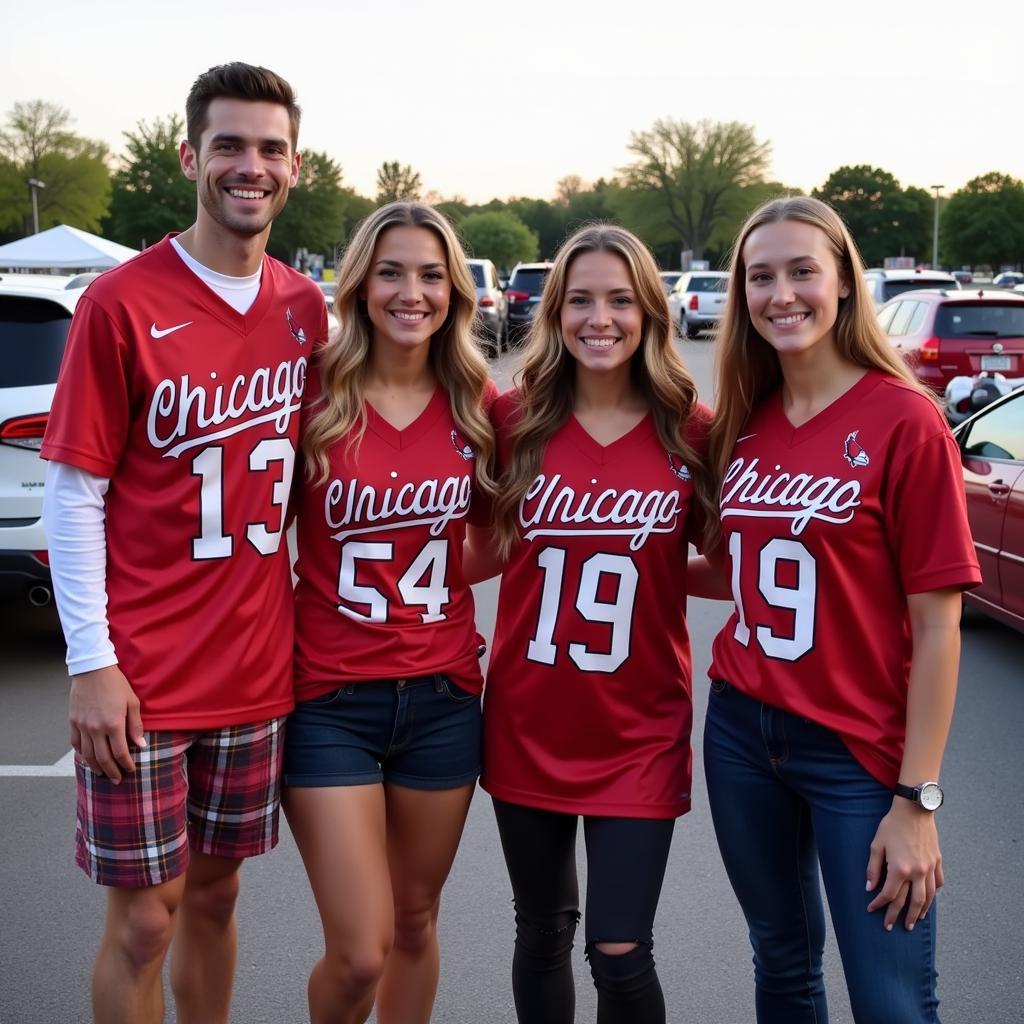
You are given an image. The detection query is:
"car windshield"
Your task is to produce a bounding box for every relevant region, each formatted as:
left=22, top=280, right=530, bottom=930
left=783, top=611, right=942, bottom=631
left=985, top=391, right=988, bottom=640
left=881, top=280, right=955, bottom=301
left=689, top=276, right=728, bottom=293
left=469, top=264, right=486, bottom=288
left=0, top=297, right=72, bottom=387
left=660, top=273, right=681, bottom=292
left=510, top=269, right=547, bottom=295
left=936, top=304, right=1024, bottom=339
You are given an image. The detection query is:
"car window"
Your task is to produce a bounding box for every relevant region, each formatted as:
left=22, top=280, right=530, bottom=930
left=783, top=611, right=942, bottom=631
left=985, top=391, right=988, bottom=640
left=469, top=264, right=485, bottom=288
left=876, top=303, right=900, bottom=333
left=0, top=296, right=72, bottom=387
left=962, top=395, right=1024, bottom=461
left=882, top=279, right=954, bottom=302
left=688, top=276, right=728, bottom=293
left=509, top=269, right=548, bottom=295
left=905, top=301, right=929, bottom=335
left=935, top=303, right=1024, bottom=339
left=888, top=301, right=916, bottom=337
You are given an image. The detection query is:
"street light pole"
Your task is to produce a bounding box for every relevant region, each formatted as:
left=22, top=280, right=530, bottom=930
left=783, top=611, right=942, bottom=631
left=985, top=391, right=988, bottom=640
left=931, top=185, right=944, bottom=269
left=27, top=178, right=46, bottom=235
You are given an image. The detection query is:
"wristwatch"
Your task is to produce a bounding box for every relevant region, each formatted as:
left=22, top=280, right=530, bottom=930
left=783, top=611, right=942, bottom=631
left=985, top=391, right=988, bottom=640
left=894, top=781, right=944, bottom=811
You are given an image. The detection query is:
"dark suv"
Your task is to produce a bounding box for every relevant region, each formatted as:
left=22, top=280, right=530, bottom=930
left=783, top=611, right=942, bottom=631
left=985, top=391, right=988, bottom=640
left=505, top=262, right=552, bottom=345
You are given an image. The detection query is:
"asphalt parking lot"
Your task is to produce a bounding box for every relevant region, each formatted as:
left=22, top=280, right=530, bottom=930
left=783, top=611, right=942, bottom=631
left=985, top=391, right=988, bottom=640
left=1, top=339, right=1022, bottom=1023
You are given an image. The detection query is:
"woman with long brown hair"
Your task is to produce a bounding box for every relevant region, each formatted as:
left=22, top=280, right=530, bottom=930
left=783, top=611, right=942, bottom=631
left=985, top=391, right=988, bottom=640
left=695, top=195, right=979, bottom=1022
left=283, top=201, right=496, bottom=1024
left=466, top=223, right=715, bottom=1023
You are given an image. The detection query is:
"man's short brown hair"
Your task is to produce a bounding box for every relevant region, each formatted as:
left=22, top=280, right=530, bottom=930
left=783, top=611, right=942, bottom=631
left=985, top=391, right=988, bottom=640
left=185, top=63, right=301, bottom=150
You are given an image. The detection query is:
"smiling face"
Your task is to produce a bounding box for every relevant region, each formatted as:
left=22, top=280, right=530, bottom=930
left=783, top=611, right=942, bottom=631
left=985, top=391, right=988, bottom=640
left=560, top=249, right=644, bottom=379
left=743, top=219, right=850, bottom=360
left=361, top=225, right=452, bottom=354
left=180, top=97, right=300, bottom=240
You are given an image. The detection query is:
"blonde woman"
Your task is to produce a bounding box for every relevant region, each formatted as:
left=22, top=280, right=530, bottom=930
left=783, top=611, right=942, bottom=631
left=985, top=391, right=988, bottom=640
left=694, top=196, right=979, bottom=1023
left=283, top=202, right=497, bottom=1024
left=466, top=224, right=715, bottom=1023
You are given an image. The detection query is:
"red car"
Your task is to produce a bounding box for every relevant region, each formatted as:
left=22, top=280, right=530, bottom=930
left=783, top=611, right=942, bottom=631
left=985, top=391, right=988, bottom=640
left=878, top=289, right=1024, bottom=394
left=955, top=387, right=1024, bottom=632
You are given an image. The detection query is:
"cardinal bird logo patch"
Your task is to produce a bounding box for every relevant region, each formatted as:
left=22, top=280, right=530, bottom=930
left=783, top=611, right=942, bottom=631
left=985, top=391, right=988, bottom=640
left=667, top=452, right=692, bottom=481
left=451, top=429, right=475, bottom=460
left=286, top=307, right=306, bottom=345
left=843, top=430, right=870, bottom=468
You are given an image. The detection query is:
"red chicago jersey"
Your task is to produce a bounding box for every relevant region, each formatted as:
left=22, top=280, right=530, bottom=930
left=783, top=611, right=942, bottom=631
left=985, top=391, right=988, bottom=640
left=41, top=236, right=326, bottom=729
left=482, top=391, right=712, bottom=818
left=709, top=370, right=980, bottom=786
left=292, top=374, right=495, bottom=699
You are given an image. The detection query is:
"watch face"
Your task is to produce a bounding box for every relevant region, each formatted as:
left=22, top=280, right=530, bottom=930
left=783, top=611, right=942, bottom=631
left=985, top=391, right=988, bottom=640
left=920, top=782, right=944, bottom=811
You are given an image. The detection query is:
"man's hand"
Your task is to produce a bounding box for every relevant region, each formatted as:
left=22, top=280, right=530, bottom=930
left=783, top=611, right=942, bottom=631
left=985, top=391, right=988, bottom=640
left=69, top=665, right=146, bottom=783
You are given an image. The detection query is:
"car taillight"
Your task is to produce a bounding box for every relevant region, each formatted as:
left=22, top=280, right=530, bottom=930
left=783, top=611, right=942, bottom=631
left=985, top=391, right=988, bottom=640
left=0, top=414, right=48, bottom=450
left=689, top=295, right=699, bottom=310
left=507, top=290, right=530, bottom=303
left=32, top=550, right=50, bottom=566
left=479, top=297, right=495, bottom=307
left=919, top=336, right=940, bottom=362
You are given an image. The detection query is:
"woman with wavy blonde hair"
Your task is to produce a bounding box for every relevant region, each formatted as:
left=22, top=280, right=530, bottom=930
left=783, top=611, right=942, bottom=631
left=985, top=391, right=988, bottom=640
left=466, top=223, right=714, bottom=1023
left=693, top=196, right=979, bottom=1022
left=283, top=201, right=497, bottom=1024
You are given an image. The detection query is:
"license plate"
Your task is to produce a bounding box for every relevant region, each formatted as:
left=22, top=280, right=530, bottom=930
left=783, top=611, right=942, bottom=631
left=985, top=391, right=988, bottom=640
left=982, top=355, right=1012, bottom=371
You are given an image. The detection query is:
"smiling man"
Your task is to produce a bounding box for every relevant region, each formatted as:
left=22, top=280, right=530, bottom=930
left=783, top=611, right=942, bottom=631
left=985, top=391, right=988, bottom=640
left=40, top=64, right=326, bottom=1023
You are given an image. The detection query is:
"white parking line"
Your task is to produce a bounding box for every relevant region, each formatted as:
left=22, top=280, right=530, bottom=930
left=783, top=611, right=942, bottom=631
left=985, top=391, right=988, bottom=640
left=0, top=749, right=75, bottom=777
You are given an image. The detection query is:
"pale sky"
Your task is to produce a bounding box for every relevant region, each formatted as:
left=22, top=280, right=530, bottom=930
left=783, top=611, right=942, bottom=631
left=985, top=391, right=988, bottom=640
left=4, top=0, right=1020, bottom=204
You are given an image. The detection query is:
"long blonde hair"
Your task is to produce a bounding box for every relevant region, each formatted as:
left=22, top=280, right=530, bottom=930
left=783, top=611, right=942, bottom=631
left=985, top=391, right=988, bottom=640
left=493, top=223, right=715, bottom=558
left=708, top=195, right=935, bottom=547
left=304, top=201, right=496, bottom=498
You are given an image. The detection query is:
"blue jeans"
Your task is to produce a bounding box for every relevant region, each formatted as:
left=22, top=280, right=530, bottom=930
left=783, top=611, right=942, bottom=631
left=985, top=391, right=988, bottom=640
left=704, top=680, right=940, bottom=1024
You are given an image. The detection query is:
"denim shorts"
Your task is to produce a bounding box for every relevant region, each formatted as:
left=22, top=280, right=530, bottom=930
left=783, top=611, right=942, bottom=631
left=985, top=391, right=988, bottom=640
left=282, top=675, right=481, bottom=791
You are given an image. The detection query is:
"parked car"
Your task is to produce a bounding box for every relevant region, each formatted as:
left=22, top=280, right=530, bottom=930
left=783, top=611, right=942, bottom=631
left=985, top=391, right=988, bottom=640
left=467, top=258, right=508, bottom=359
left=951, top=270, right=973, bottom=285
left=954, top=387, right=1024, bottom=632
left=877, top=288, right=1024, bottom=394
left=863, top=268, right=960, bottom=306
left=0, top=273, right=92, bottom=603
left=506, top=261, right=552, bottom=345
left=667, top=270, right=729, bottom=339
left=659, top=271, right=682, bottom=295
left=993, top=271, right=1024, bottom=289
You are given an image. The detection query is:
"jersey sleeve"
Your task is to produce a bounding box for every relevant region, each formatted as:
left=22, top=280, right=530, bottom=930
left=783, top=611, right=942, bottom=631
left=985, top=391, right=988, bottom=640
left=40, top=295, right=133, bottom=477
left=884, top=428, right=981, bottom=594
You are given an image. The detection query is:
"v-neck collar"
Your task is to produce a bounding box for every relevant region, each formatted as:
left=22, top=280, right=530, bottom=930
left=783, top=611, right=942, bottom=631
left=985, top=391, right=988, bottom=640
left=564, top=411, right=654, bottom=465
left=770, top=369, right=884, bottom=447
left=161, top=234, right=275, bottom=336
left=365, top=387, right=446, bottom=450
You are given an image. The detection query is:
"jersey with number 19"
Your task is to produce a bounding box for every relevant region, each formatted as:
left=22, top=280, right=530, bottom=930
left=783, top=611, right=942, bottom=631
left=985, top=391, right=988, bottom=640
left=41, top=236, right=325, bottom=730
left=482, top=391, right=712, bottom=819
left=709, top=369, right=980, bottom=787
left=292, top=374, right=494, bottom=700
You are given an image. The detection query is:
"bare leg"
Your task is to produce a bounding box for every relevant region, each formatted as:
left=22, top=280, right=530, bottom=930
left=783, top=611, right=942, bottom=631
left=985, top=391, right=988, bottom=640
left=376, top=783, right=475, bottom=1024
left=169, top=852, right=244, bottom=1024
left=93, top=876, right=186, bottom=1024
left=284, top=784, right=393, bottom=1024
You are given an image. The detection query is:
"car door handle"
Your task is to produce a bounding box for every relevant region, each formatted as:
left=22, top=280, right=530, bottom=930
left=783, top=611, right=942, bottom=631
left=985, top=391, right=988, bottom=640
left=988, top=481, right=1011, bottom=497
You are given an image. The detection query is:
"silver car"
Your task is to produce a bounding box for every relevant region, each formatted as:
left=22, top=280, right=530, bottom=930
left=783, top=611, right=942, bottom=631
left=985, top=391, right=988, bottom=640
left=467, top=258, right=508, bottom=359
left=668, top=271, right=729, bottom=339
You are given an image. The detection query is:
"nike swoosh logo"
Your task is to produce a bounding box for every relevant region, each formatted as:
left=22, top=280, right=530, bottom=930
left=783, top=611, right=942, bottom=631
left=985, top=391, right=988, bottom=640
left=150, top=321, right=192, bottom=339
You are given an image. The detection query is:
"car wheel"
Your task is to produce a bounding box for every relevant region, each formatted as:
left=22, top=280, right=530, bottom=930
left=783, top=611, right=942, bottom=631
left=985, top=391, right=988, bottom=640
left=684, top=321, right=700, bottom=340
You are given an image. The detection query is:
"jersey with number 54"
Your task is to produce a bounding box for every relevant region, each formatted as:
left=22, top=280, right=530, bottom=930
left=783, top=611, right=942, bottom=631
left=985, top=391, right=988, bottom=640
left=709, top=370, right=980, bottom=787
left=292, top=375, right=494, bottom=701
left=41, top=237, right=326, bottom=729
left=481, top=390, right=712, bottom=819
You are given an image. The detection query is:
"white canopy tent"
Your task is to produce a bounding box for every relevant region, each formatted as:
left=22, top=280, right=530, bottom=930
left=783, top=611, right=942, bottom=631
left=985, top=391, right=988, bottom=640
left=0, top=225, right=138, bottom=271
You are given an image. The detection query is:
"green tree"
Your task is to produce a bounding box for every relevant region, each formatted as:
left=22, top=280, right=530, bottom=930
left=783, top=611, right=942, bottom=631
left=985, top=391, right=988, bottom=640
left=0, top=99, right=111, bottom=233
left=941, top=173, right=1024, bottom=269
left=375, top=160, right=421, bottom=204
left=813, top=165, right=929, bottom=265
left=270, top=149, right=348, bottom=263
left=621, top=119, right=771, bottom=259
left=460, top=211, right=538, bottom=270
left=505, top=197, right=568, bottom=258
left=104, top=114, right=195, bottom=248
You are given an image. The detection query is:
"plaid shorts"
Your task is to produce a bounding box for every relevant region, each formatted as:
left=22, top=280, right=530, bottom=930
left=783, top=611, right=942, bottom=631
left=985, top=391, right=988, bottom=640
left=75, top=717, right=286, bottom=889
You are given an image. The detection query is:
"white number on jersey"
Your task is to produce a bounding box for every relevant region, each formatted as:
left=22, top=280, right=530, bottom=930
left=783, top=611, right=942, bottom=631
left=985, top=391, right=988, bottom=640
left=729, top=533, right=817, bottom=661
left=191, top=439, right=295, bottom=560
left=337, top=538, right=451, bottom=624
left=527, top=546, right=639, bottom=673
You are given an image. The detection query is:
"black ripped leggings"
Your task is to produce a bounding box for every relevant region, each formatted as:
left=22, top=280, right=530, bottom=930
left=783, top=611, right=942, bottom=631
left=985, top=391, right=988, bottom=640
left=492, top=798, right=676, bottom=1024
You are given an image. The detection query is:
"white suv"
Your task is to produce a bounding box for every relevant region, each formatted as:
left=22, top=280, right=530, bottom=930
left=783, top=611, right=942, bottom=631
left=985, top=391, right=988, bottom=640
left=0, top=273, right=95, bottom=605
left=862, top=268, right=960, bottom=307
